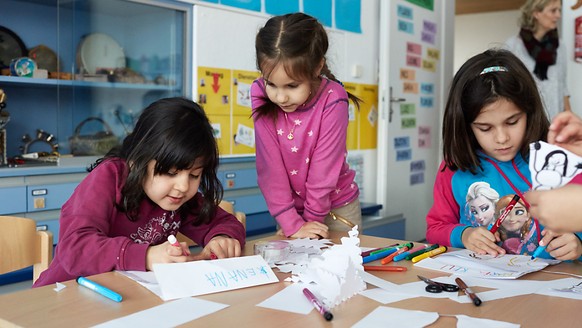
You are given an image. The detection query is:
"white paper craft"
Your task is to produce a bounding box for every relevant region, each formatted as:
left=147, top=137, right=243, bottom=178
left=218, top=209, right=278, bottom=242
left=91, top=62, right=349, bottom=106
left=529, top=141, right=582, bottom=190
left=286, top=226, right=366, bottom=307
left=413, top=249, right=556, bottom=279
left=153, top=255, right=279, bottom=301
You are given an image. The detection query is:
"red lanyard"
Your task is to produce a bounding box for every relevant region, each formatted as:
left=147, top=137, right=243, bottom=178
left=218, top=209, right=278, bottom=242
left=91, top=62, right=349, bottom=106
left=483, top=157, right=540, bottom=241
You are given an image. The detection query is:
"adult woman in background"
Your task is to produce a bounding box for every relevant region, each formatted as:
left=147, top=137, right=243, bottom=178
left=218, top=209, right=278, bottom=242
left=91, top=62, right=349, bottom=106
left=505, top=0, right=571, bottom=120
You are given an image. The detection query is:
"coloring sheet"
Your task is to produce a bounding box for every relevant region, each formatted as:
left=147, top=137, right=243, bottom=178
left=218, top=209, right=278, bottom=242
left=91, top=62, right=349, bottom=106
left=529, top=141, right=582, bottom=190
left=414, top=249, right=557, bottom=279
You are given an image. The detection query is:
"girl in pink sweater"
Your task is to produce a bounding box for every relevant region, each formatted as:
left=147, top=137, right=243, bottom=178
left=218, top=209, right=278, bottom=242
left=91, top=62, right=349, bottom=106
left=251, top=13, right=361, bottom=239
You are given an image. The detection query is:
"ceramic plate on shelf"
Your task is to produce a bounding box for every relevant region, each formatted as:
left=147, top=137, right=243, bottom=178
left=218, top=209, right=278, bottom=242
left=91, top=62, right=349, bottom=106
left=76, top=33, right=125, bottom=74
left=0, top=26, right=27, bottom=68
left=29, top=45, right=59, bottom=72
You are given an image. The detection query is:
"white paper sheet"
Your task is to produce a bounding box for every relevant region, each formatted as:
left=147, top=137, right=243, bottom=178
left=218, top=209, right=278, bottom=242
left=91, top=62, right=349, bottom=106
left=117, top=271, right=162, bottom=298
left=455, top=314, right=520, bottom=328
left=352, top=306, right=439, bottom=328
left=153, top=255, right=279, bottom=301
left=91, top=297, right=228, bottom=328
left=413, top=250, right=555, bottom=279
left=256, top=283, right=314, bottom=314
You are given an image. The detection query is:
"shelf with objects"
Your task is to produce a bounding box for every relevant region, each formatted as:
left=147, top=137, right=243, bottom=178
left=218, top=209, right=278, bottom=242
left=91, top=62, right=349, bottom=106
left=0, top=0, right=191, bottom=164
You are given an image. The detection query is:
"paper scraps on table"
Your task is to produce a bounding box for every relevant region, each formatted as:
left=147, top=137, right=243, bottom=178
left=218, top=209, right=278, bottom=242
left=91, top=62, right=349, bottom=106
left=529, top=140, right=582, bottom=190
left=53, top=282, right=66, bottom=292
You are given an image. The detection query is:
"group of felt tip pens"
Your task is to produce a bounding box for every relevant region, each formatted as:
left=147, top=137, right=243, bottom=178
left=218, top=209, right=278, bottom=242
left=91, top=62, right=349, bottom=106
left=362, top=242, right=448, bottom=272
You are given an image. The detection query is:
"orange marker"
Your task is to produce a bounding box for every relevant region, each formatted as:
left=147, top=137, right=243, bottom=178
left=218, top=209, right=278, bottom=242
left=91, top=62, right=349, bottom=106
left=363, top=265, right=407, bottom=272
left=381, top=246, right=409, bottom=265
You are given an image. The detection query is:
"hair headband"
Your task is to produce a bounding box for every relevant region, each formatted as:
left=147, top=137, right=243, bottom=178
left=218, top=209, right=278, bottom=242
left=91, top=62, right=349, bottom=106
left=480, top=66, right=508, bottom=75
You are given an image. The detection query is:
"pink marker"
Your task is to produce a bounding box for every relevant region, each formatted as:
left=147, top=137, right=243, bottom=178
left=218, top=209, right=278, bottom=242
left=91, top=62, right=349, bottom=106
left=210, top=253, right=218, bottom=260
left=167, top=235, right=187, bottom=256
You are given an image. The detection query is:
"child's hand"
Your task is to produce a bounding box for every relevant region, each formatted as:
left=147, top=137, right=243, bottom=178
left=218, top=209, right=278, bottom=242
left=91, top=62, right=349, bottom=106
left=541, top=229, right=582, bottom=261
left=145, top=241, right=191, bottom=270
left=461, top=226, right=506, bottom=256
left=200, top=235, right=241, bottom=259
left=548, top=111, right=582, bottom=156
left=290, top=221, right=329, bottom=239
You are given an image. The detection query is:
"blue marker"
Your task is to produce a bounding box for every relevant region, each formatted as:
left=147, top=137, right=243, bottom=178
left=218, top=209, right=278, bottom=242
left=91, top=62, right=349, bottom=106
left=77, top=276, right=123, bottom=302
left=362, top=248, right=398, bottom=264
left=531, top=244, right=548, bottom=260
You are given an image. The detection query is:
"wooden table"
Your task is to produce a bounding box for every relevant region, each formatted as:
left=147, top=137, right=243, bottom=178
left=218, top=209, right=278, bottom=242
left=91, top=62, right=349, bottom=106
left=1, top=232, right=581, bottom=327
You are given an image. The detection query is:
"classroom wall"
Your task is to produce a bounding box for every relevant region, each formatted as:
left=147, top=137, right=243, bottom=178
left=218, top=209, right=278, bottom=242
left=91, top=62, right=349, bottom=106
left=454, top=8, right=582, bottom=117
left=191, top=1, right=381, bottom=203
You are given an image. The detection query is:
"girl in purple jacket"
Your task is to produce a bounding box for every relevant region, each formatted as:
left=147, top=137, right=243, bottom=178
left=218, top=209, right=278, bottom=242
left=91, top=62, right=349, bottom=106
left=251, top=13, right=362, bottom=239
left=34, top=98, right=245, bottom=287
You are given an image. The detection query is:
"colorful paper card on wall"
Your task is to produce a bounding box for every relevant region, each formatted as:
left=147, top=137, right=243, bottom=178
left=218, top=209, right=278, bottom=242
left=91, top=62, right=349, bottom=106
left=420, top=97, right=433, bottom=108
left=422, top=59, right=436, bottom=72
left=406, top=42, right=422, bottom=55
left=400, top=68, right=416, bottom=81
left=401, top=117, right=416, bottom=129
left=394, top=136, right=410, bottom=149
left=198, top=67, right=231, bottom=116
left=397, top=4, right=413, bottom=19
left=418, top=126, right=431, bottom=148
left=400, top=103, right=416, bottom=115
left=153, top=255, right=279, bottom=301
left=406, top=0, right=434, bottom=11
left=406, top=55, right=421, bottom=67
left=343, top=82, right=359, bottom=150
left=410, top=172, right=424, bottom=185
left=233, top=70, right=259, bottom=116
left=403, top=82, right=419, bottom=94
left=208, top=114, right=231, bottom=155
left=398, top=20, right=414, bottom=35
left=335, top=0, right=362, bottom=33
left=396, top=149, right=412, bottom=161
left=356, top=83, right=378, bottom=150
left=427, top=48, right=440, bottom=60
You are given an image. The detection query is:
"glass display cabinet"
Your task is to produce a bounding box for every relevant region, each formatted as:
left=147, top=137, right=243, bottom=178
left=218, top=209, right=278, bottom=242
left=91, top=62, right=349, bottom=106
left=0, top=0, right=192, bottom=159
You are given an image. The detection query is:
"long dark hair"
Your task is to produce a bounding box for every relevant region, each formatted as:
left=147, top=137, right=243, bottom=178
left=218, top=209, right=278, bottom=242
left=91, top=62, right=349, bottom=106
left=253, top=12, right=360, bottom=120
left=442, top=49, right=549, bottom=174
left=90, top=97, right=223, bottom=224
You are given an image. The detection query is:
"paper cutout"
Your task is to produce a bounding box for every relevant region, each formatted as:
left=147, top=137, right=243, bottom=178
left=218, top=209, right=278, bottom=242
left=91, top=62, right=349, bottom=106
left=529, top=141, right=582, bottom=190
left=92, top=297, right=228, bottom=328
left=53, top=282, right=66, bottom=292
left=256, top=283, right=314, bottom=314
left=352, top=306, right=439, bottom=328
left=286, top=226, right=366, bottom=307
left=153, top=255, right=278, bottom=301
left=413, top=249, right=557, bottom=279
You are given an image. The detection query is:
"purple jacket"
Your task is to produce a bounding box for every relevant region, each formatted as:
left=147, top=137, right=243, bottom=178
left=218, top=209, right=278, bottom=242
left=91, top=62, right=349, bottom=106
left=251, top=77, right=359, bottom=236
left=33, top=159, right=245, bottom=287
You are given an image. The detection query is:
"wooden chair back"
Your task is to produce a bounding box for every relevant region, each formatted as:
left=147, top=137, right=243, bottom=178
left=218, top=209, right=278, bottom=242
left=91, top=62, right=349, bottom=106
left=0, top=216, right=53, bottom=283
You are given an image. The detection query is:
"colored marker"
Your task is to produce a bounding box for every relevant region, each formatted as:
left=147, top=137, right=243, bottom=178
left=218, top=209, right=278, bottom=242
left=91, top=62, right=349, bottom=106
left=363, top=265, right=407, bottom=272
left=77, top=276, right=122, bottom=302
left=303, top=288, right=333, bottom=321
left=210, top=253, right=218, bottom=260
left=363, top=247, right=398, bottom=264
left=411, top=246, right=448, bottom=263
left=370, top=245, right=399, bottom=255
left=381, top=244, right=412, bottom=265
left=455, top=277, right=482, bottom=306
left=361, top=243, right=399, bottom=257
left=405, top=244, right=440, bottom=261
left=167, top=235, right=187, bottom=256
left=531, top=244, right=548, bottom=260
left=393, top=245, right=427, bottom=262
left=489, top=194, right=520, bottom=234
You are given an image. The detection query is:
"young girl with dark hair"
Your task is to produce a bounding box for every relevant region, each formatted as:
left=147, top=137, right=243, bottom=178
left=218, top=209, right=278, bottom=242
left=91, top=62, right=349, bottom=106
left=251, top=13, right=361, bottom=239
left=34, top=97, right=245, bottom=287
left=426, top=49, right=582, bottom=260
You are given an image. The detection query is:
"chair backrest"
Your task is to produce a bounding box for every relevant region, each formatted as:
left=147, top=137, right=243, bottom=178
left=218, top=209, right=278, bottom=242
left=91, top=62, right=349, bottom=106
left=0, top=216, right=53, bottom=283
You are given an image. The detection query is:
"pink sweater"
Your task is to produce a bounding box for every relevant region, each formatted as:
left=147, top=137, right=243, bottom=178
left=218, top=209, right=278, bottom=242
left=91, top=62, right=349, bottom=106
left=251, top=78, right=359, bottom=236
left=33, top=159, right=245, bottom=287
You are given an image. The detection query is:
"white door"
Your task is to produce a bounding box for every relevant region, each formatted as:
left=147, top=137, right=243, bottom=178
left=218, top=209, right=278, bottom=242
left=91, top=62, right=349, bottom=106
left=377, top=0, right=455, bottom=241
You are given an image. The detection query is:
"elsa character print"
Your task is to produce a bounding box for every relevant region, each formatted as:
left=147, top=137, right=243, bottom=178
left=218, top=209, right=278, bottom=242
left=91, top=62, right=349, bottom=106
left=465, top=181, right=500, bottom=229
